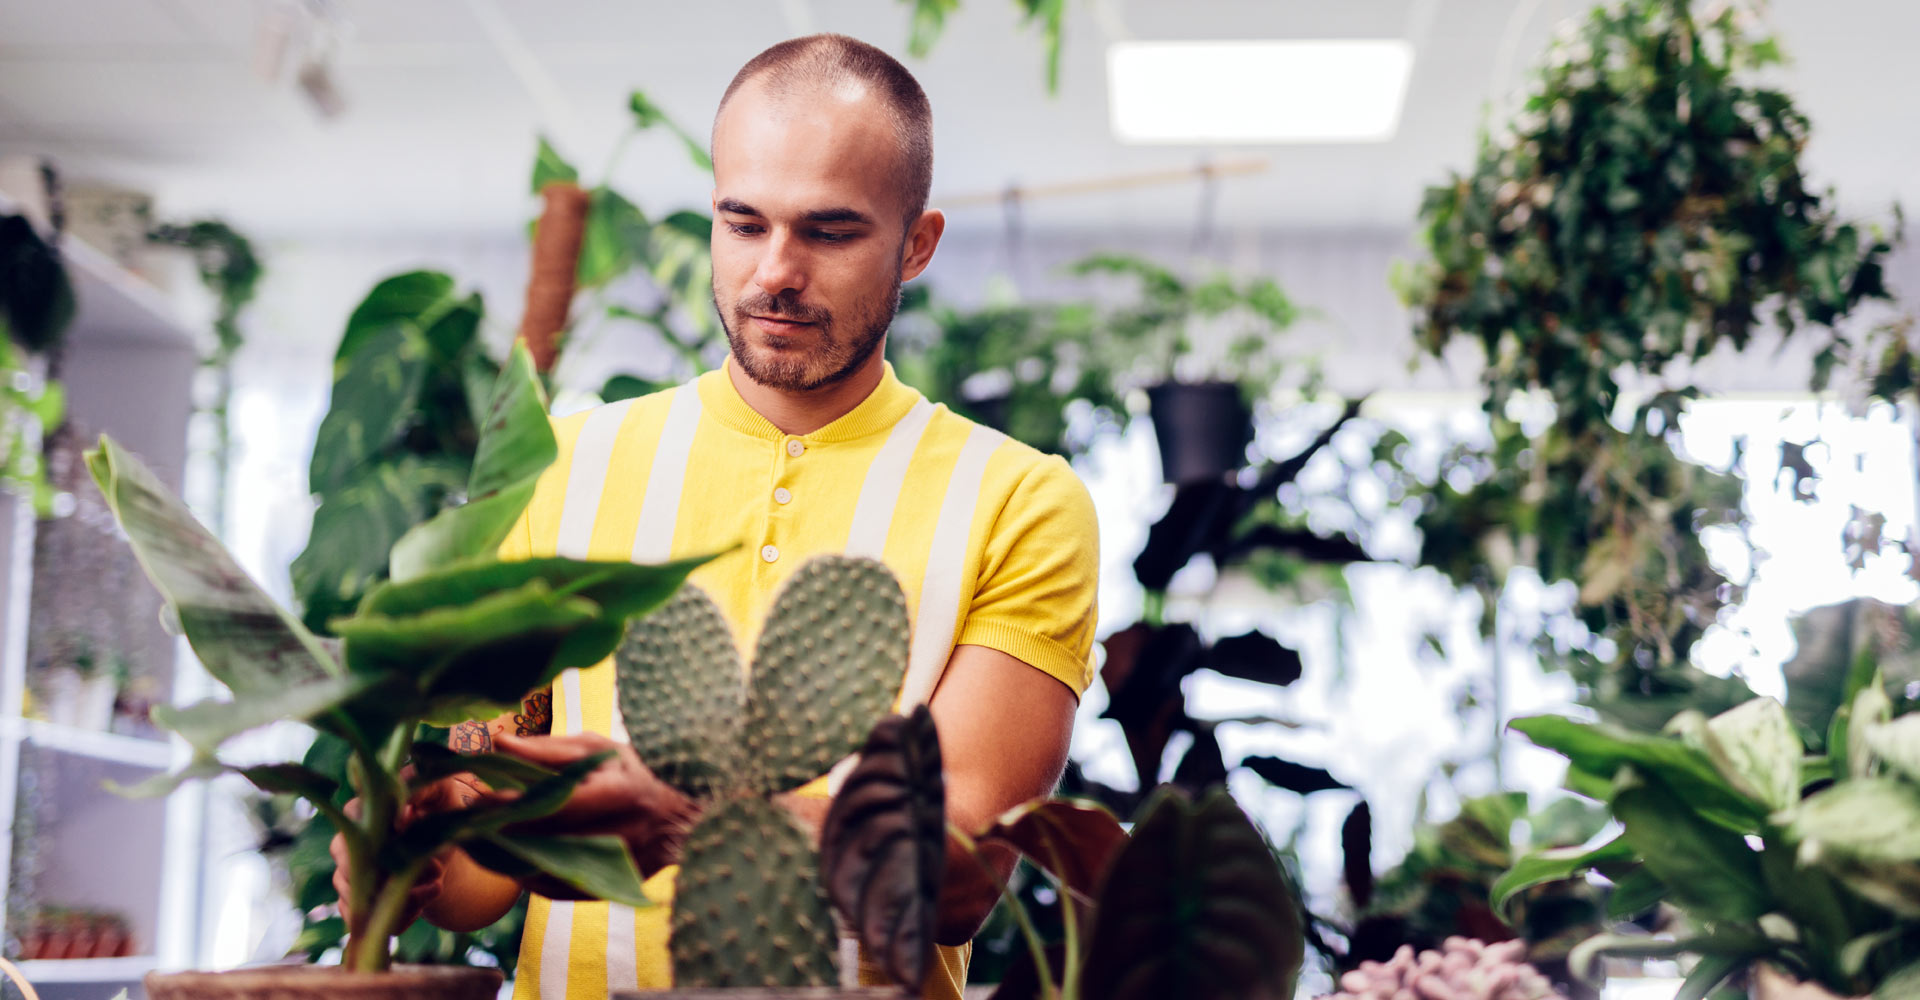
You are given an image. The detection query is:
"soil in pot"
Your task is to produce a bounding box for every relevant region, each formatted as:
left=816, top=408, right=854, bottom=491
left=145, top=963, right=504, bottom=1000
left=1145, top=381, right=1252, bottom=486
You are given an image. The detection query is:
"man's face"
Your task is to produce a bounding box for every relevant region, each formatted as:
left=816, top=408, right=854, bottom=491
left=710, top=79, right=917, bottom=392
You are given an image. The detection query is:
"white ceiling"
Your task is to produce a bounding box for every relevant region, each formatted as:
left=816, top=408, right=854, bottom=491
left=0, top=0, right=1913, bottom=240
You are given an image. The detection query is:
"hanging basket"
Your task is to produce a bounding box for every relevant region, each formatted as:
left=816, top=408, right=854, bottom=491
left=1145, top=381, right=1251, bottom=485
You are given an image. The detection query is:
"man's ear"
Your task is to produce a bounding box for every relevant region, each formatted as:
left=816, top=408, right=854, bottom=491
left=900, top=208, right=946, bottom=283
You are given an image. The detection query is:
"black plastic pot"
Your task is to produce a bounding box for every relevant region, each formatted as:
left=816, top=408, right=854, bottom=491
left=1146, top=381, right=1252, bottom=485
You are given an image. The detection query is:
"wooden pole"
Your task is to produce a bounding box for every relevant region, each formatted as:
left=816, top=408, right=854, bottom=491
left=517, top=181, right=590, bottom=373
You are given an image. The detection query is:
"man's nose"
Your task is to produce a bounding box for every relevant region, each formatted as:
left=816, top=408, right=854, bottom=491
left=752, top=229, right=808, bottom=299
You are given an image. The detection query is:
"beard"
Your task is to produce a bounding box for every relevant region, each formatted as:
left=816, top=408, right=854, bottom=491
left=717, top=261, right=903, bottom=393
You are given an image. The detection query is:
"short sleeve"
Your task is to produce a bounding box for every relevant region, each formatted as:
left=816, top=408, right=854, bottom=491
left=955, top=454, right=1100, bottom=697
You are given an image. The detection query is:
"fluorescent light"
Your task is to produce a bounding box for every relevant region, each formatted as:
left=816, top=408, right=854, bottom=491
left=1107, top=40, right=1414, bottom=144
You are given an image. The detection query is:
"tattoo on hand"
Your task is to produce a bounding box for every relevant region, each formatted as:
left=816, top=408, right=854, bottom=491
left=514, top=688, right=553, bottom=736
left=450, top=720, right=493, bottom=755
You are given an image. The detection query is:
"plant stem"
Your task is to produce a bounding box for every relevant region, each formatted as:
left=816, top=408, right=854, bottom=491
left=951, top=826, right=1062, bottom=1000
left=355, top=857, right=430, bottom=973
left=599, top=127, right=638, bottom=182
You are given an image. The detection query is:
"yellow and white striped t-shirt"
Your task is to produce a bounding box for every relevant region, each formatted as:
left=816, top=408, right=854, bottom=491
left=499, top=358, right=1099, bottom=1000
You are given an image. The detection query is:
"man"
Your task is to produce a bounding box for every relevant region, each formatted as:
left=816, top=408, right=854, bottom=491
left=333, top=33, right=1098, bottom=1000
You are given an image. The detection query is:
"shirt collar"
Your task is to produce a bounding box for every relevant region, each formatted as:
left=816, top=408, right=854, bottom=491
left=698, top=356, right=922, bottom=444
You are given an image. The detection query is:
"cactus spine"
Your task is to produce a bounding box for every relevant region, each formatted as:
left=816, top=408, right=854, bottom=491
left=615, top=554, right=909, bottom=988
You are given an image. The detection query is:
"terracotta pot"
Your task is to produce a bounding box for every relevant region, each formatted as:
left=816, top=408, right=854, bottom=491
left=145, top=964, right=504, bottom=1000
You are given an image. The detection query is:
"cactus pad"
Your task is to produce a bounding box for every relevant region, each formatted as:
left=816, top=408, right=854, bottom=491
left=746, top=555, right=908, bottom=794
left=616, top=585, right=745, bottom=799
left=669, top=797, right=839, bottom=989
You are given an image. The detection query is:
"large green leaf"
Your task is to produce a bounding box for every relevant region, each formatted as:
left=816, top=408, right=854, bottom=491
left=154, top=673, right=377, bottom=753
left=820, top=707, right=946, bottom=993
left=337, top=271, right=456, bottom=363
left=1703, top=697, right=1803, bottom=813
left=1862, top=715, right=1920, bottom=783
left=577, top=187, right=649, bottom=290
left=335, top=579, right=609, bottom=724
left=338, top=581, right=594, bottom=670
left=309, top=324, right=429, bottom=493
left=291, top=455, right=468, bottom=633
left=1789, top=778, right=1920, bottom=916
left=239, top=762, right=341, bottom=803
left=1081, top=788, right=1302, bottom=1000
left=530, top=136, right=578, bottom=194
left=421, top=292, right=484, bottom=363
left=86, top=436, right=340, bottom=694
left=1848, top=678, right=1895, bottom=780
left=389, top=344, right=556, bottom=580
left=467, top=832, right=647, bottom=908
left=1492, top=833, right=1637, bottom=920
left=363, top=553, right=714, bottom=627
left=1611, top=768, right=1770, bottom=923
left=1605, top=865, right=1668, bottom=918
left=1511, top=715, right=1767, bottom=826
left=1676, top=952, right=1752, bottom=1000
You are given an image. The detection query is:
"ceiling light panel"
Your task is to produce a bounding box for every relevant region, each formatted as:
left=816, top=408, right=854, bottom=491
left=1107, top=40, right=1415, bottom=144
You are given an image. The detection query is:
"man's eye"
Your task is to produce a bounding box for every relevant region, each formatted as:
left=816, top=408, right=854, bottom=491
left=725, top=222, right=763, bottom=237
left=813, top=230, right=856, bottom=243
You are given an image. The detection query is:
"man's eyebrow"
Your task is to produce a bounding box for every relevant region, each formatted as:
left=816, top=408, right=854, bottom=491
left=802, top=207, right=874, bottom=226
left=716, top=198, right=760, bottom=216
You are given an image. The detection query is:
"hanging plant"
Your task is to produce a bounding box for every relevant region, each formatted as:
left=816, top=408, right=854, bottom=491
left=1399, top=0, right=1896, bottom=426
left=1400, top=0, right=1898, bottom=711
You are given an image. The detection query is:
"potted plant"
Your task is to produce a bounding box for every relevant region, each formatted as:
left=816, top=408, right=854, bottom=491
left=88, top=344, right=713, bottom=999
left=1061, top=254, right=1309, bottom=485
left=1494, top=669, right=1920, bottom=999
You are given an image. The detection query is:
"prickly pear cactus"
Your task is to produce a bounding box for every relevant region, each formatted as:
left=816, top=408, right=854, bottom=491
left=614, top=554, right=909, bottom=989
left=670, top=798, right=841, bottom=988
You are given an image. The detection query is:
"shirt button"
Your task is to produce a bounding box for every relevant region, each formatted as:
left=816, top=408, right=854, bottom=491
left=786, top=439, right=805, bottom=457
left=760, top=544, right=780, bottom=563
left=773, top=487, right=793, bottom=505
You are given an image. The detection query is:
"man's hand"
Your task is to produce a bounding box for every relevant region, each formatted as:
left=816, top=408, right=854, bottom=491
left=484, top=732, right=701, bottom=881
left=327, top=777, right=472, bottom=928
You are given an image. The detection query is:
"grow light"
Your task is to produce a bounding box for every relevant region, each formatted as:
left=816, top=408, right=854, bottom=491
left=1106, top=40, right=1414, bottom=144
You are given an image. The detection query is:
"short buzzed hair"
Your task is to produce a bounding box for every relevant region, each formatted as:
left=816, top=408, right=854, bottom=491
left=714, top=34, right=934, bottom=229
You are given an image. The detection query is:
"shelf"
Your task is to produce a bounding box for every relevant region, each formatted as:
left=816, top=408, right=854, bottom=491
left=10, top=954, right=155, bottom=982
left=8, top=718, right=175, bottom=769
left=0, top=188, right=197, bottom=350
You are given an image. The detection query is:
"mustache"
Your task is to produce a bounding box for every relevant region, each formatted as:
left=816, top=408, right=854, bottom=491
left=735, top=292, right=830, bottom=326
